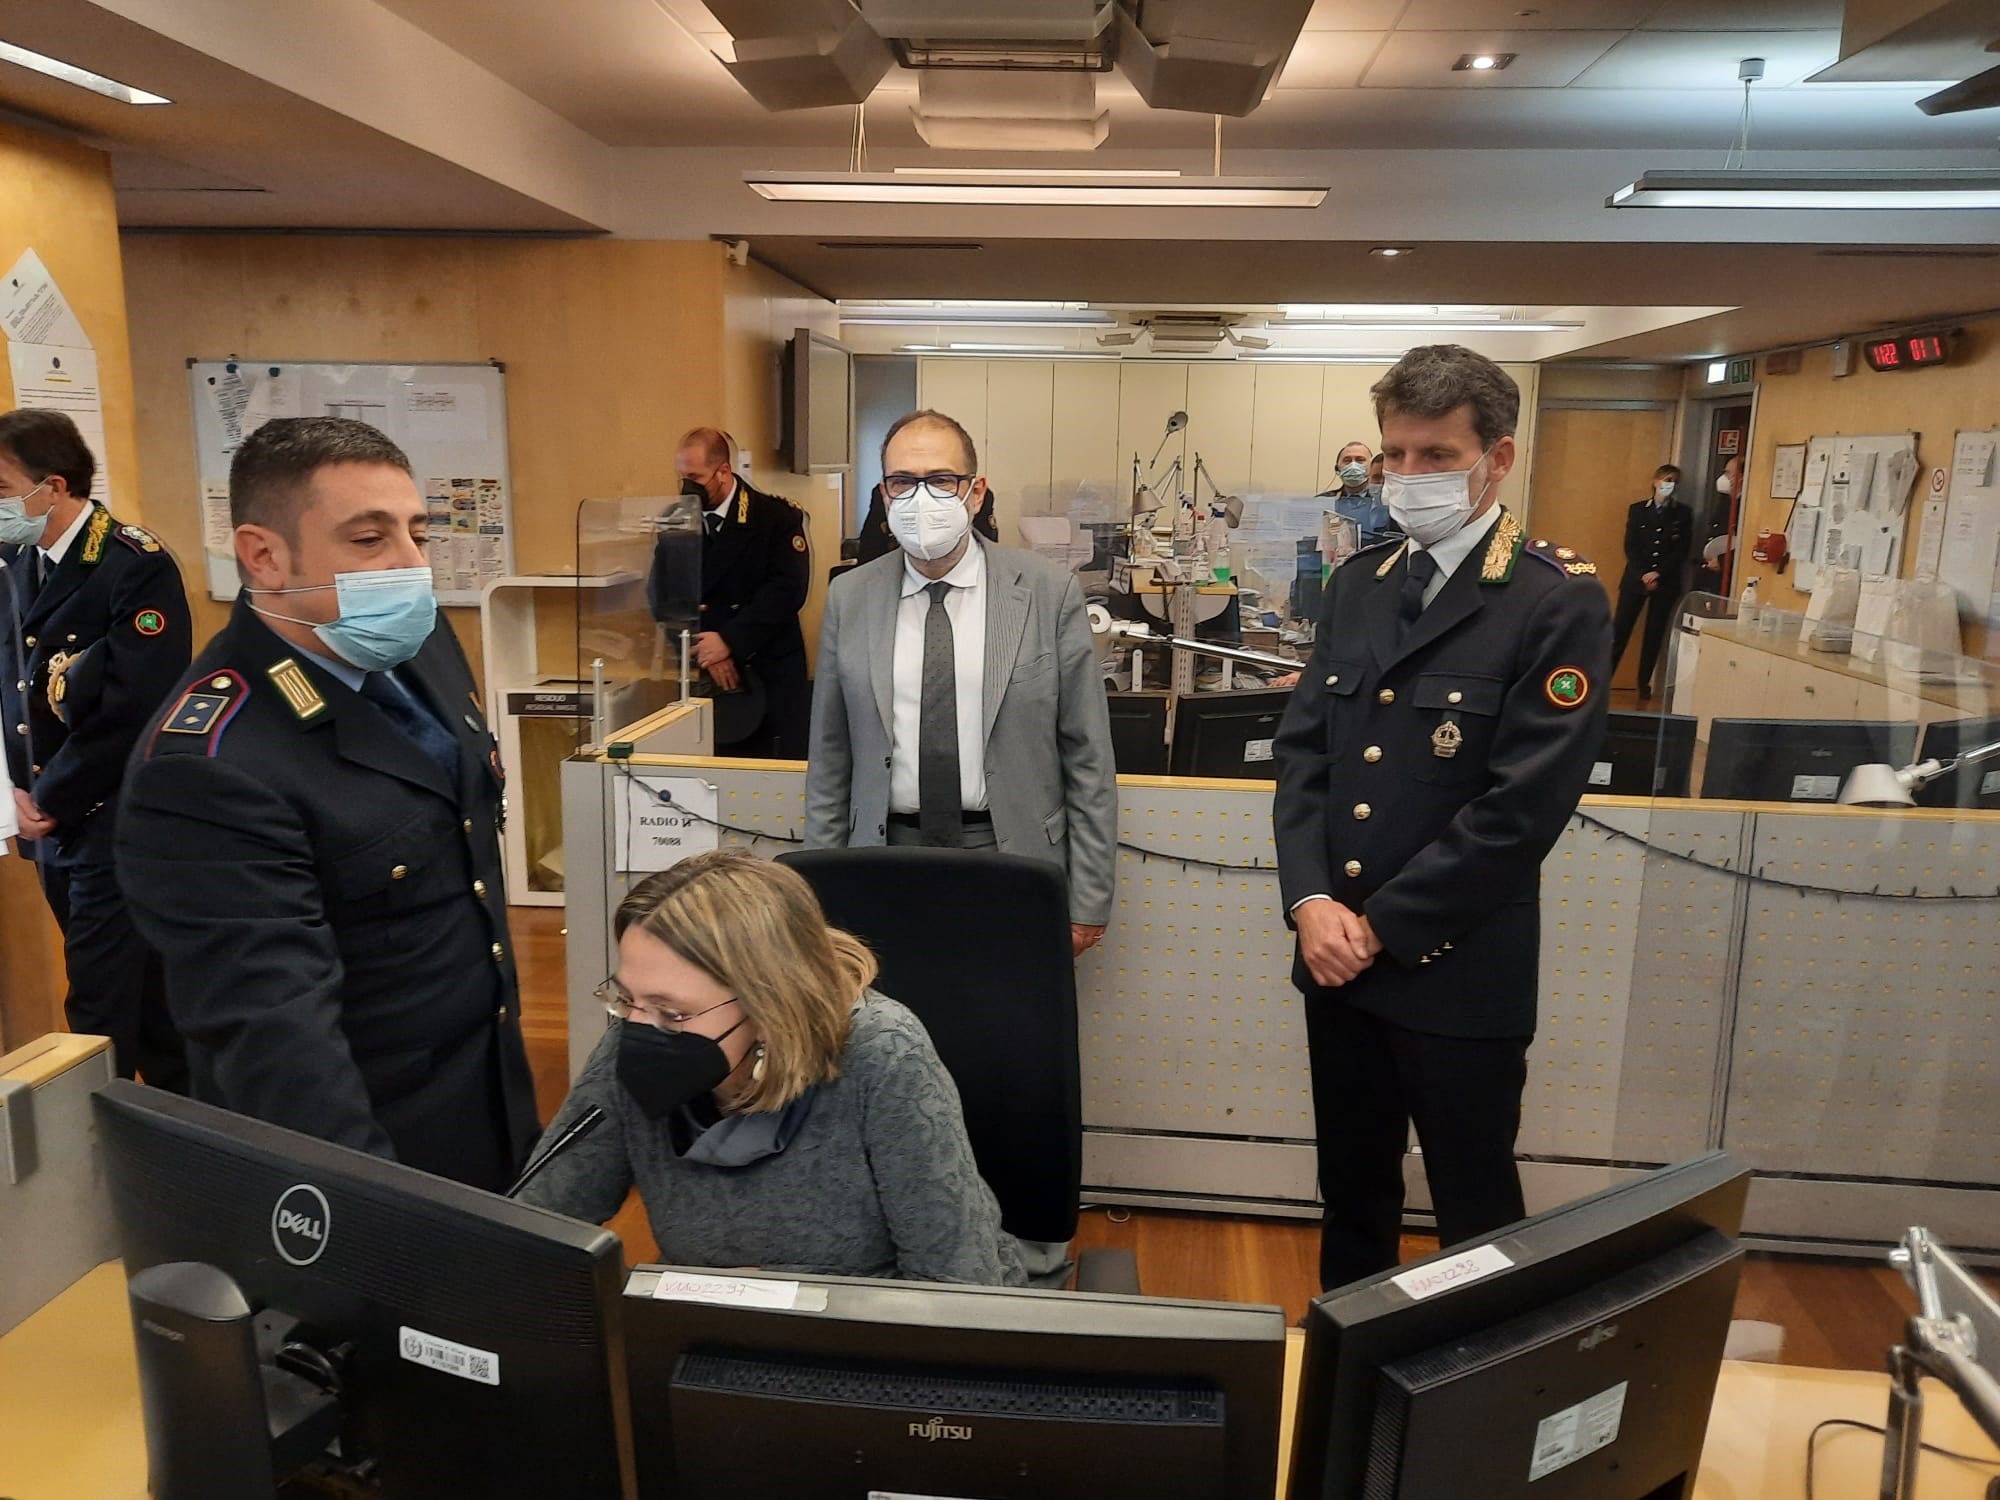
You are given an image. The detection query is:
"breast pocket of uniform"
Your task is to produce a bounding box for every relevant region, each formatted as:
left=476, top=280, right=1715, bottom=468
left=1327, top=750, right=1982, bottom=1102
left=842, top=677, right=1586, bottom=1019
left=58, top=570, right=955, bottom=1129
left=328, top=828, right=454, bottom=922
left=1411, top=673, right=1505, bottom=786
left=1318, top=659, right=1366, bottom=753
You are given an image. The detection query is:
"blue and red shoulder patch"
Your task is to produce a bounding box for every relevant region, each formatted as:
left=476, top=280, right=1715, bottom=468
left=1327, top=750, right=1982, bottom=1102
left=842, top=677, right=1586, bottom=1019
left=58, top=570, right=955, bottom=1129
left=149, top=670, right=249, bottom=758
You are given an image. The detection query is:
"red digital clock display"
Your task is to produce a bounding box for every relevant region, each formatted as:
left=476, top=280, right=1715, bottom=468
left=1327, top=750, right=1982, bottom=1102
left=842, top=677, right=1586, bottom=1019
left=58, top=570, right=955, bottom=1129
left=1865, top=333, right=1949, bottom=372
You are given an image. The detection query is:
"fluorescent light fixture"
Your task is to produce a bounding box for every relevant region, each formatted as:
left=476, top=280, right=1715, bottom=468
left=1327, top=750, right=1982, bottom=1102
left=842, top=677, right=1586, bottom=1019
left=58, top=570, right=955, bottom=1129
left=746, top=172, right=1329, bottom=208
left=1706, top=360, right=1728, bottom=382
left=1284, top=304, right=1491, bottom=318
left=0, top=39, right=169, bottom=104
left=1241, top=353, right=1410, bottom=364
left=946, top=342, right=1066, bottom=352
left=1276, top=320, right=1581, bottom=333
left=839, top=309, right=1114, bottom=328
left=891, top=168, right=1184, bottom=179
left=1608, top=169, right=2000, bottom=210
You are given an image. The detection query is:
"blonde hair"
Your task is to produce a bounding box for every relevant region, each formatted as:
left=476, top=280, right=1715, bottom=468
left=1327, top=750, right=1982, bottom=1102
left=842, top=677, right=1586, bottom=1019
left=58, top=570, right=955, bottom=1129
left=613, top=851, right=876, bottom=1112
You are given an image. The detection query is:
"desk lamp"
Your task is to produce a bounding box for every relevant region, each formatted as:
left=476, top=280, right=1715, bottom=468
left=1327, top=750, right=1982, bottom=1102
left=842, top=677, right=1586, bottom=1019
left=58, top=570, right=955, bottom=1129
left=1837, top=738, right=2000, bottom=807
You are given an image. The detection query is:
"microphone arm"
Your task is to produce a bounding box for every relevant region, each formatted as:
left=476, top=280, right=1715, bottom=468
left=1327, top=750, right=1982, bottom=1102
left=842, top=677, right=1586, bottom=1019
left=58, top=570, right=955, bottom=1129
left=504, top=1105, right=606, bottom=1199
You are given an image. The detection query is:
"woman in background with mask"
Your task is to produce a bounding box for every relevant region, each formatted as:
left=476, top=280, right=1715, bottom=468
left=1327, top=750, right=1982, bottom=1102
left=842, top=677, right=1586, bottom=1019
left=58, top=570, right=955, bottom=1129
left=517, top=848, right=1027, bottom=1287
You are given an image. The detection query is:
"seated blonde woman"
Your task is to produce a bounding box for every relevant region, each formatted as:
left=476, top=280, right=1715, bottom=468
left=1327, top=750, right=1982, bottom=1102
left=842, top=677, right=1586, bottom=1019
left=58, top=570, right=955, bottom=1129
left=518, top=849, right=1025, bottom=1286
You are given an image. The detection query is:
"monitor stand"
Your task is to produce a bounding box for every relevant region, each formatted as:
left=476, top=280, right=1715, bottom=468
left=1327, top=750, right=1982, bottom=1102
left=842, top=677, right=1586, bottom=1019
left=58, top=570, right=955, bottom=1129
left=127, top=1261, right=346, bottom=1500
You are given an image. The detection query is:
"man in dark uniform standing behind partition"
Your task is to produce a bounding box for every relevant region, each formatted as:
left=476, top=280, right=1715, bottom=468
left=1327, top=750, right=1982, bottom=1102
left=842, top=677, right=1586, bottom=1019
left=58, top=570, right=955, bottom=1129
left=1610, top=463, right=1693, bottom=702
left=117, top=418, right=537, bottom=1191
left=1273, top=345, right=1611, bottom=1291
left=0, top=409, right=189, bottom=1088
left=677, top=427, right=811, bottom=759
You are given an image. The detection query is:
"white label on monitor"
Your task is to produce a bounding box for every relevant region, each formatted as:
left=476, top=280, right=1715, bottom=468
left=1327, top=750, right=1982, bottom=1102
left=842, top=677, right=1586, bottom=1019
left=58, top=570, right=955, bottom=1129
left=398, top=1326, right=499, bottom=1387
left=1244, top=737, right=1275, bottom=763
left=651, top=1270, right=801, bottom=1310
left=1983, top=770, right=2000, bottom=796
left=1528, top=1380, right=1628, bottom=1483
left=1389, top=1243, right=1514, bottom=1303
left=1588, top=760, right=1613, bottom=787
left=1790, top=774, right=1841, bottom=801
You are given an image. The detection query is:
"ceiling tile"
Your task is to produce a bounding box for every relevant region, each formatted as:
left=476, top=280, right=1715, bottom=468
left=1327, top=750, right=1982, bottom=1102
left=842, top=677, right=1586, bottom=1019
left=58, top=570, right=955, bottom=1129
left=1362, top=29, right=1625, bottom=86
left=1278, top=30, right=1389, bottom=88
left=1572, top=29, right=1843, bottom=87
left=1305, top=0, right=1409, bottom=28
left=1397, top=0, right=1661, bottom=29
left=1639, top=0, right=1844, bottom=29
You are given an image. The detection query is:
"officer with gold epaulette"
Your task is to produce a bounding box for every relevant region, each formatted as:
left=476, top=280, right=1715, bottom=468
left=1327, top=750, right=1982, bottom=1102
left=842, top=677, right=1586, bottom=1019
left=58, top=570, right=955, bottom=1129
left=116, top=417, right=538, bottom=1192
left=0, top=408, right=190, bottom=1089
left=1272, top=346, right=1612, bottom=1292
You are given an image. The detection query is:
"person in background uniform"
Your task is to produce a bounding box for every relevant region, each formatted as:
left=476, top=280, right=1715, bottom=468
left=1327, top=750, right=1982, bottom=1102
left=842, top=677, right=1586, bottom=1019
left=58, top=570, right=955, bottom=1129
left=856, top=479, right=999, bottom=564
left=1693, top=454, right=1741, bottom=599
left=1273, top=345, right=1612, bottom=1291
left=1610, top=463, right=1693, bottom=702
left=1318, top=438, right=1398, bottom=548
left=0, top=409, right=189, bottom=1089
left=805, top=409, right=1117, bottom=959
left=116, top=418, right=536, bottom=1192
left=677, top=428, right=811, bottom=759
left=1368, top=453, right=1385, bottom=493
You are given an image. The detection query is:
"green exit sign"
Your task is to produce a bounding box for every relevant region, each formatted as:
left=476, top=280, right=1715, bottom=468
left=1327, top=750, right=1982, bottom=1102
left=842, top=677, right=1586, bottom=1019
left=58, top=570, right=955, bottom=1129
left=1726, top=358, right=1754, bottom=385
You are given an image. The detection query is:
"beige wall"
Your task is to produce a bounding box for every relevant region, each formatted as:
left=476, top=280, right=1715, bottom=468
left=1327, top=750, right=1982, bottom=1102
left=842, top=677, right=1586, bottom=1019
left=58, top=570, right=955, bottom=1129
left=1734, top=316, right=2000, bottom=657
left=916, top=356, right=1544, bottom=541
left=0, top=122, right=145, bottom=1049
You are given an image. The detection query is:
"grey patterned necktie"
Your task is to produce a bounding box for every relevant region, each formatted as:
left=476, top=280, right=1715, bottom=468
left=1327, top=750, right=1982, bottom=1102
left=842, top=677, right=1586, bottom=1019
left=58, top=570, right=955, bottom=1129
left=917, top=580, right=962, bottom=848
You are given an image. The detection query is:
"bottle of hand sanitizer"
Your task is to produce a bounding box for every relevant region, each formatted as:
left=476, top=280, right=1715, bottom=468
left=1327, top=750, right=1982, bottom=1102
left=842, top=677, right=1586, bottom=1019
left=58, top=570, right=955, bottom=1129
left=1739, top=576, right=1759, bottom=625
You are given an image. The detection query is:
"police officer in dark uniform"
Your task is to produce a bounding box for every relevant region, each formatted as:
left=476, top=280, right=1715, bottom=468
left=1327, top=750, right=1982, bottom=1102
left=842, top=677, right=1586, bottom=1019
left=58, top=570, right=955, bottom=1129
left=1610, top=463, right=1693, bottom=702
left=116, top=417, right=537, bottom=1192
left=672, top=427, right=811, bottom=759
left=1273, top=346, right=1611, bottom=1291
left=0, top=408, right=189, bottom=1088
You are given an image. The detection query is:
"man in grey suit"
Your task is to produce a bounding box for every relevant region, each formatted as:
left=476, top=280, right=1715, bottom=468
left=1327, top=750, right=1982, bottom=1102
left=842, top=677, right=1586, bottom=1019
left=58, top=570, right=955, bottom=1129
left=805, top=409, right=1117, bottom=956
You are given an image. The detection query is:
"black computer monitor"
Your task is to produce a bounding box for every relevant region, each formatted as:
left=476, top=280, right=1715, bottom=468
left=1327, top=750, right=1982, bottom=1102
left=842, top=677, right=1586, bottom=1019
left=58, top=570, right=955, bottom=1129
left=1106, top=690, right=1171, bottom=774
left=93, top=1081, right=634, bottom=1499
left=1701, top=718, right=1918, bottom=802
left=1171, top=688, right=1293, bottom=781
left=622, top=1268, right=1287, bottom=1500
left=1589, top=712, right=1697, bottom=798
left=1288, top=1152, right=1750, bottom=1500
left=1915, top=715, right=2000, bottom=811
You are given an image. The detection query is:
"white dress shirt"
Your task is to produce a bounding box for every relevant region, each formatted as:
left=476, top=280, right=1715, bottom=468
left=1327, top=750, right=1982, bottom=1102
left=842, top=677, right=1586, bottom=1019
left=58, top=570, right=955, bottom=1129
left=889, top=541, right=988, bottom=815
left=1408, top=502, right=1502, bottom=610
left=39, top=503, right=92, bottom=568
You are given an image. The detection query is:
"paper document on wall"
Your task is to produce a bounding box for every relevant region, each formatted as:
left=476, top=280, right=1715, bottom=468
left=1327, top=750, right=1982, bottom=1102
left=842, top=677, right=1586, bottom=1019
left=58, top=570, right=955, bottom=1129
left=1770, top=443, right=1806, bottom=500
left=245, top=367, right=302, bottom=433
left=0, top=248, right=90, bottom=348
left=1956, top=437, right=1995, bottom=485
left=615, top=774, right=719, bottom=873
left=200, top=481, right=234, bottom=559
left=1913, top=500, right=1947, bottom=582
left=1875, top=447, right=1918, bottom=517
left=8, top=343, right=111, bottom=509
left=401, top=382, right=490, bottom=443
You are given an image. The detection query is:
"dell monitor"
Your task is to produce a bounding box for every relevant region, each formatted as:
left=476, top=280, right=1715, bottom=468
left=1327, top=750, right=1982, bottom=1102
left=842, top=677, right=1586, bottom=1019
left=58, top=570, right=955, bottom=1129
left=1588, top=712, right=1696, bottom=798
left=622, top=1268, right=1286, bottom=1500
left=1915, top=715, right=2000, bottom=811
left=1701, top=718, right=1918, bottom=803
left=94, top=1081, right=635, bottom=1500
left=1288, top=1151, right=1750, bottom=1500
left=1106, top=690, right=1171, bottom=774
left=1171, top=688, right=1292, bottom=781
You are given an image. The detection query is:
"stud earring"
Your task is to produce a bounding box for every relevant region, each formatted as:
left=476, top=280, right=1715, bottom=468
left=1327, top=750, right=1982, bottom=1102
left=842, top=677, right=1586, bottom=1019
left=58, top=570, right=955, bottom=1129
left=751, top=1044, right=767, bottom=1084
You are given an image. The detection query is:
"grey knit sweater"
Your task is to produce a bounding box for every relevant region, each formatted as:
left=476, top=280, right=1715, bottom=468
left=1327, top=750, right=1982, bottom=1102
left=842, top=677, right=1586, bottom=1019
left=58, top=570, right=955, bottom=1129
left=518, top=992, right=1027, bottom=1287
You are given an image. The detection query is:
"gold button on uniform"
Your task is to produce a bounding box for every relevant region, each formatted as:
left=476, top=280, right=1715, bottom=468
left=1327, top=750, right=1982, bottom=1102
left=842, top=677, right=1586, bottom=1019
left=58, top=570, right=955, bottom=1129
left=491, top=942, right=505, bottom=961
left=390, top=865, right=408, bottom=880
left=1344, top=859, right=1363, bottom=878
left=463, top=819, right=474, bottom=834
left=1448, top=690, right=1464, bottom=705
left=473, top=879, right=488, bottom=897
left=497, top=1006, right=510, bottom=1023
left=1354, top=804, right=1372, bottom=820
left=1326, top=673, right=1340, bottom=686
left=1377, top=689, right=1395, bottom=705
left=1363, top=745, right=1383, bottom=763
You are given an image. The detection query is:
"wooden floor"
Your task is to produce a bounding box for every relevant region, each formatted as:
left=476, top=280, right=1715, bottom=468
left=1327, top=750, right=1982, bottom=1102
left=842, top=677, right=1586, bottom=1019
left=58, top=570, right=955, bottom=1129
left=512, top=905, right=1946, bottom=1374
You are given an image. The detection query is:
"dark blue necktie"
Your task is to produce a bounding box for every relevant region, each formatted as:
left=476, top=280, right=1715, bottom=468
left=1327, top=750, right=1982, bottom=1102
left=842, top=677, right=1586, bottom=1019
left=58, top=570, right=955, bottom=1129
left=361, top=670, right=461, bottom=796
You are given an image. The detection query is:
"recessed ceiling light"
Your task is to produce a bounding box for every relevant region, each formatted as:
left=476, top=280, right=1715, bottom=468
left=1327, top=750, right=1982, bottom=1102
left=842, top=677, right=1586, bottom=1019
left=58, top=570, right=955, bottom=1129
left=746, top=172, right=1328, bottom=208
left=0, top=39, right=169, bottom=104
left=1454, top=53, right=1516, bottom=72
left=1370, top=247, right=1413, bottom=258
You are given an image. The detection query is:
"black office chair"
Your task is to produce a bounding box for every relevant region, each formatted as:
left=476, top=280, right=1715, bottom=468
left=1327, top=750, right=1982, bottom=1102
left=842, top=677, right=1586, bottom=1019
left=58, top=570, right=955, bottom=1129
left=776, top=847, right=1139, bottom=1295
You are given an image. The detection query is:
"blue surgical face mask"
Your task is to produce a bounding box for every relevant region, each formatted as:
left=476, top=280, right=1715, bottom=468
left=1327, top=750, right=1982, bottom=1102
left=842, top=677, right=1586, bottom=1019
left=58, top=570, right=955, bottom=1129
left=251, top=566, right=437, bottom=671
left=0, top=480, right=54, bottom=548
left=1338, top=461, right=1369, bottom=488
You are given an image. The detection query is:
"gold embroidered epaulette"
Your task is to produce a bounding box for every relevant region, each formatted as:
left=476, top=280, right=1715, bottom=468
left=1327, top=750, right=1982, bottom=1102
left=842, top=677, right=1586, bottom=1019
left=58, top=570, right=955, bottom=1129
left=1526, top=538, right=1598, bottom=577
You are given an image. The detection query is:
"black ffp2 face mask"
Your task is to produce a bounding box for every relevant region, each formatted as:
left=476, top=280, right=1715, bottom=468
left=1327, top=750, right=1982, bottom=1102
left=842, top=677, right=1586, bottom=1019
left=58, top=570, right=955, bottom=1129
left=616, top=1017, right=744, bottom=1119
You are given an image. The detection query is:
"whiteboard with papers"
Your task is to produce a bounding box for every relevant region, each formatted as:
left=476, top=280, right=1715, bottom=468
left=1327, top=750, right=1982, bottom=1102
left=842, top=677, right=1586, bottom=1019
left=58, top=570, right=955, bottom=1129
left=1784, top=431, right=1917, bottom=595
left=187, top=359, right=514, bottom=606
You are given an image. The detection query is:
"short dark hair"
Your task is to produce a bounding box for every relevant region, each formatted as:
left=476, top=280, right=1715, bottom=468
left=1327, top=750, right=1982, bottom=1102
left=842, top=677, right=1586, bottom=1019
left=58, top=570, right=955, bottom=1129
left=0, top=408, right=94, bottom=500
left=229, top=417, right=411, bottom=542
left=882, top=409, right=978, bottom=477
left=1370, top=345, right=1520, bottom=448
left=1655, top=463, right=1682, bottom=480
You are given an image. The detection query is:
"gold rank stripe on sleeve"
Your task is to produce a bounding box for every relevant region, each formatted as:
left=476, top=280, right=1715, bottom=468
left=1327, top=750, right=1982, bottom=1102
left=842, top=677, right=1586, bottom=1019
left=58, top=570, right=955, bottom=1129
left=266, top=658, right=329, bottom=722
left=79, top=506, right=113, bottom=565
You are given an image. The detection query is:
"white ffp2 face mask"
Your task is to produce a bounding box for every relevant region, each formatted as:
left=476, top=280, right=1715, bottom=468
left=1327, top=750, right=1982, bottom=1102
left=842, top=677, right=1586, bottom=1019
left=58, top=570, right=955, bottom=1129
left=1655, top=480, right=1676, bottom=501
left=887, top=490, right=973, bottom=562
left=1382, top=447, right=1496, bottom=548
left=1716, top=474, right=1735, bottom=496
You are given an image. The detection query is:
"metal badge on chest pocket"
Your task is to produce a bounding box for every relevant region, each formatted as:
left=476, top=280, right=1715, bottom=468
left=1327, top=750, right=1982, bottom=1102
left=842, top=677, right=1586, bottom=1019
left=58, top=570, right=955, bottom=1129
left=1411, top=673, right=1504, bottom=784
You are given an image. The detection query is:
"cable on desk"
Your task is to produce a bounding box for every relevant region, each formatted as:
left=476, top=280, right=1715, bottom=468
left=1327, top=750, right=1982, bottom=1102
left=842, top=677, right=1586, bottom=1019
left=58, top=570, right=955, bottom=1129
left=1804, top=1416, right=2000, bottom=1500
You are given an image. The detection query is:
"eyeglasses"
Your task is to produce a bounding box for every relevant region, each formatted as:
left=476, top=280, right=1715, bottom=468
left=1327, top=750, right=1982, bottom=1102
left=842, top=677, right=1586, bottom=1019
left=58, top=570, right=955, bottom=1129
left=596, top=977, right=739, bottom=1031
left=883, top=471, right=972, bottom=502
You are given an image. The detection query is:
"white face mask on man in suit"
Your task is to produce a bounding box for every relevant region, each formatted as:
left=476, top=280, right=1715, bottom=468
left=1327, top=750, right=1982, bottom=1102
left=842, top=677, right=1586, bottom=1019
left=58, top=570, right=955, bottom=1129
left=887, top=490, right=972, bottom=562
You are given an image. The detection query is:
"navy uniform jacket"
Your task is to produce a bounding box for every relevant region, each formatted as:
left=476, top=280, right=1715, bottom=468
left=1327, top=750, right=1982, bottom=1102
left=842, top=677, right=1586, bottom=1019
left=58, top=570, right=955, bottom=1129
left=1, top=506, right=191, bottom=865
left=115, top=601, right=539, bottom=1191
left=1272, top=508, right=1612, bottom=1039
left=1620, top=497, right=1693, bottom=592
left=696, top=478, right=810, bottom=672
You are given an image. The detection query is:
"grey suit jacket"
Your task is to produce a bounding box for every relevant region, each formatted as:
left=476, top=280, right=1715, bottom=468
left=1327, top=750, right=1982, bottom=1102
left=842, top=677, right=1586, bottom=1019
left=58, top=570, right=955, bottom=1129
left=804, top=540, right=1118, bottom=926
